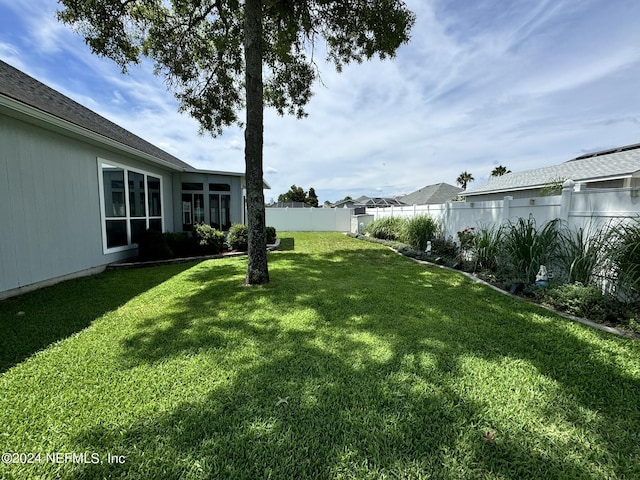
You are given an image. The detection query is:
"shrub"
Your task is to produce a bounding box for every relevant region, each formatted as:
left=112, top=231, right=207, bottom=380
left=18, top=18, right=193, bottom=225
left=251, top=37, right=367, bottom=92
left=364, top=217, right=406, bottom=241
left=541, top=283, right=625, bottom=324
left=193, top=223, right=225, bottom=254
left=457, top=227, right=476, bottom=250
left=164, top=231, right=199, bottom=258
left=227, top=223, right=249, bottom=251
left=266, top=226, right=277, bottom=245
left=401, top=215, right=439, bottom=251
left=430, top=238, right=459, bottom=258
left=137, top=229, right=173, bottom=261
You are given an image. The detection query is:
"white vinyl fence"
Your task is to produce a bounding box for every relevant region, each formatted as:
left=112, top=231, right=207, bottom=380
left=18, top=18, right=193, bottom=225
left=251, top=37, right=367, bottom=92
left=363, top=183, right=640, bottom=240
left=266, top=207, right=352, bottom=232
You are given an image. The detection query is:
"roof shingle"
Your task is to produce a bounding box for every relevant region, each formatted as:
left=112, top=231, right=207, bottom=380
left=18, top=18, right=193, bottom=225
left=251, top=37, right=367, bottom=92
left=0, top=60, right=192, bottom=170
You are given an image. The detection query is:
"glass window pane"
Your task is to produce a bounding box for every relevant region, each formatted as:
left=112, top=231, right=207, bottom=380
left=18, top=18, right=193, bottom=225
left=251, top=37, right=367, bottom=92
left=148, top=218, right=162, bottom=232
left=221, top=194, right=231, bottom=230
left=182, top=193, right=193, bottom=230
left=209, top=183, right=231, bottom=192
left=209, top=194, right=220, bottom=229
left=194, top=194, right=204, bottom=224
left=106, top=220, right=127, bottom=248
left=130, top=219, right=147, bottom=244
left=182, top=182, right=203, bottom=191
left=102, top=165, right=126, bottom=217
left=147, top=176, right=161, bottom=217
left=128, top=171, right=146, bottom=217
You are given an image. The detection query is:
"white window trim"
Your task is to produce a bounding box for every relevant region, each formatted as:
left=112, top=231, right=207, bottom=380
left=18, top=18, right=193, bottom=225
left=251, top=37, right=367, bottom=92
left=97, top=157, right=164, bottom=254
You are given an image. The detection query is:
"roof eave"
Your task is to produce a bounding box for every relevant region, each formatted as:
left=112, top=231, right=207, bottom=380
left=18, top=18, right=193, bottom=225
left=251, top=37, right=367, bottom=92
left=0, top=94, right=187, bottom=172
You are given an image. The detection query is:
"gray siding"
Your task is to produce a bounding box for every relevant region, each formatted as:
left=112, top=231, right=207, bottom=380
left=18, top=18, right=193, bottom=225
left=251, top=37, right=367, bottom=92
left=172, top=172, right=245, bottom=231
left=0, top=114, right=175, bottom=294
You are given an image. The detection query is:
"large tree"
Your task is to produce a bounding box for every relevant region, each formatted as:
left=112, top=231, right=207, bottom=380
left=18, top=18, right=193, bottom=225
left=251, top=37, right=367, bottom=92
left=58, top=0, right=415, bottom=284
left=277, top=185, right=319, bottom=206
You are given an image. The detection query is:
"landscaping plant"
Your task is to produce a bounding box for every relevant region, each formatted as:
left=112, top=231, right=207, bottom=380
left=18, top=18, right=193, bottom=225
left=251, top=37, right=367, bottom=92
left=401, top=214, right=440, bottom=251
left=364, top=216, right=406, bottom=241
left=226, top=223, right=249, bottom=251
left=471, top=223, right=504, bottom=273
left=611, top=217, right=640, bottom=302
left=266, top=226, right=277, bottom=245
left=557, top=221, right=614, bottom=286
left=501, top=216, right=561, bottom=284
left=193, top=223, right=225, bottom=254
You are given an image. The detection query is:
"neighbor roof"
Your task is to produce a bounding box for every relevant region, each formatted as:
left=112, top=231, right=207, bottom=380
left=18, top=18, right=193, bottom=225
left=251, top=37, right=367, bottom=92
left=399, top=183, right=463, bottom=205
left=0, top=60, right=192, bottom=171
left=463, top=145, right=640, bottom=197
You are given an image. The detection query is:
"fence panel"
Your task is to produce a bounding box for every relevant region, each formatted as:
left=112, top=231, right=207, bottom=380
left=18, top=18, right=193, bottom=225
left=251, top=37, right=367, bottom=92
left=364, top=187, right=640, bottom=240
left=266, top=207, right=352, bottom=232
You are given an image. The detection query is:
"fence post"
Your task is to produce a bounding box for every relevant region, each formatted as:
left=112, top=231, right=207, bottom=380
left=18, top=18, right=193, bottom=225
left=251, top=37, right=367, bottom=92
left=560, top=179, right=575, bottom=221
left=502, top=196, right=513, bottom=223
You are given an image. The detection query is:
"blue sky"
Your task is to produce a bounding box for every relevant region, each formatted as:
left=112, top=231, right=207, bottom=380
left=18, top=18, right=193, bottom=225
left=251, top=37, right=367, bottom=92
left=1, top=0, right=639, bottom=204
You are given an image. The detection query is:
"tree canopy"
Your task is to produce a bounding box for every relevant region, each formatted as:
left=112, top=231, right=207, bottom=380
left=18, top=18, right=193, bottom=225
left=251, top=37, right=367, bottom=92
left=456, top=171, right=474, bottom=190
left=57, top=0, right=415, bottom=283
left=490, top=165, right=511, bottom=177
left=277, top=184, right=319, bottom=207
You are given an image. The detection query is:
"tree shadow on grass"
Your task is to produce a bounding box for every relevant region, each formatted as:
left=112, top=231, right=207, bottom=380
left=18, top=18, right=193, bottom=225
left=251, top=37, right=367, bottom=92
left=68, top=245, right=640, bottom=478
left=0, top=262, right=199, bottom=373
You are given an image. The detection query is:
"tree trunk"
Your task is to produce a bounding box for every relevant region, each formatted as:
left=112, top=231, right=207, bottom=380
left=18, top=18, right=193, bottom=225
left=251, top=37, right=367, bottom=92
left=244, top=0, right=269, bottom=285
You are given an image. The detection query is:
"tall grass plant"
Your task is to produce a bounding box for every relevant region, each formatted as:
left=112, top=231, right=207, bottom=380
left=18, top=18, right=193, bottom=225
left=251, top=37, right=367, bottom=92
left=401, top=214, right=440, bottom=251
left=501, top=215, right=561, bottom=284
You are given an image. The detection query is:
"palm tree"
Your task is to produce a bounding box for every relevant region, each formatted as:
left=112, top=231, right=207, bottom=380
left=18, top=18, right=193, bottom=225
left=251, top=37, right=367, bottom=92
left=490, top=165, right=511, bottom=177
left=456, top=171, right=474, bottom=190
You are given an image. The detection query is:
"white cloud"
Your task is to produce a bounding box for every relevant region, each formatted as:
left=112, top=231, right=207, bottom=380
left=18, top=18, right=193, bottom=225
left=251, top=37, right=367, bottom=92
left=2, top=0, right=640, bottom=203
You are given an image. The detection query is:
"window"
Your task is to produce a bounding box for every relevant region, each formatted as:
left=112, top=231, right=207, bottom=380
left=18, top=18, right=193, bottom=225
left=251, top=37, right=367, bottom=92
left=209, top=183, right=231, bottom=230
left=181, top=182, right=206, bottom=231
left=98, top=159, right=163, bottom=253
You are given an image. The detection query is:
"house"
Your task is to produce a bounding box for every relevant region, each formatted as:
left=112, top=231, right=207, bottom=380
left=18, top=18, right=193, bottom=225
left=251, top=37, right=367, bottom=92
left=398, top=183, right=463, bottom=205
left=0, top=60, right=266, bottom=299
left=267, top=201, right=312, bottom=208
left=462, top=144, right=640, bottom=202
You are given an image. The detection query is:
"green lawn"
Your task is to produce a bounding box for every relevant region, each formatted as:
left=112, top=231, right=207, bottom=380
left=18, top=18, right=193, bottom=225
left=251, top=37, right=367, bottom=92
left=1, top=232, right=639, bottom=479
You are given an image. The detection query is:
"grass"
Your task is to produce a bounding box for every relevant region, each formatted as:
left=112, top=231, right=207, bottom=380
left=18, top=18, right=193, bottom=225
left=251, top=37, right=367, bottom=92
left=1, top=232, right=640, bottom=479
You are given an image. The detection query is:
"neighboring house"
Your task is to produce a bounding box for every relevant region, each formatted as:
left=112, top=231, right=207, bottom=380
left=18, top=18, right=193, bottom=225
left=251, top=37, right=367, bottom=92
left=398, top=183, right=463, bottom=205
left=359, top=197, right=406, bottom=207
left=331, top=197, right=359, bottom=208
left=267, top=201, right=311, bottom=208
left=462, top=144, right=640, bottom=202
left=0, top=60, right=266, bottom=299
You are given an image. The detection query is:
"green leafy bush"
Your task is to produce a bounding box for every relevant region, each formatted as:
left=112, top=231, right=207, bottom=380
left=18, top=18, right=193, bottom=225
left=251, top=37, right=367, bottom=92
left=164, top=231, right=199, bottom=257
left=193, top=223, right=225, bottom=254
left=137, top=229, right=173, bottom=261
left=266, top=226, right=277, bottom=245
left=456, top=227, right=476, bottom=250
left=227, top=223, right=249, bottom=251
left=364, top=217, right=406, bottom=241
left=431, top=238, right=459, bottom=258
left=401, top=215, right=440, bottom=251
left=541, top=283, right=625, bottom=324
